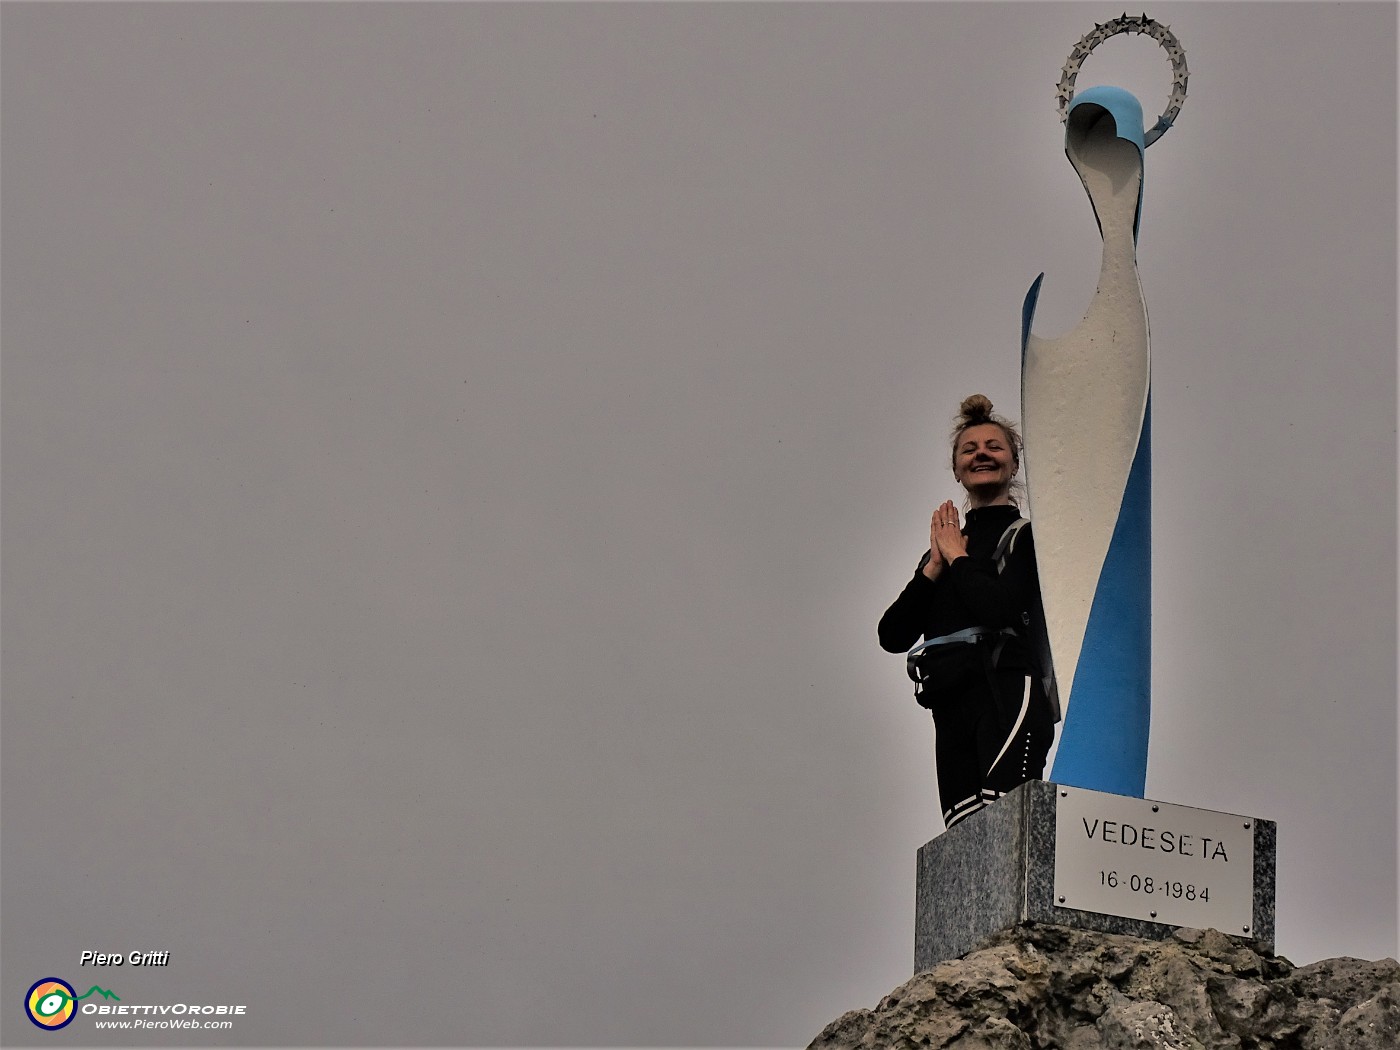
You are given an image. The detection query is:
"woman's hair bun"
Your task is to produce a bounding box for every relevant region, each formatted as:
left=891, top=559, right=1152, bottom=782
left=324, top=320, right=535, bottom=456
left=958, top=393, right=995, bottom=425
left=950, top=392, right=1023, bottom=476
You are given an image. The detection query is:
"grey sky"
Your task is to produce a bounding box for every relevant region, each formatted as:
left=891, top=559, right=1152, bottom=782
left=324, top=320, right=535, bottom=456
left=2, top=3, right=1394, bottom=1047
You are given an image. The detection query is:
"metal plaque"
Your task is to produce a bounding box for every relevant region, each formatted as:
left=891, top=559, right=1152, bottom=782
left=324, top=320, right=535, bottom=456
left=1053, top=786, right=1256, bottom=937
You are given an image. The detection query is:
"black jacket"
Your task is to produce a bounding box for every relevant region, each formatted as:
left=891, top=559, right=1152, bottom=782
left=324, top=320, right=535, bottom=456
left=878, top=504, right=1046, bottom=675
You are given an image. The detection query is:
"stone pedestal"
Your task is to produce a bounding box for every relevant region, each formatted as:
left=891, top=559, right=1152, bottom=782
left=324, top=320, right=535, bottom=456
left=915, top=780, right=1276, bottom=972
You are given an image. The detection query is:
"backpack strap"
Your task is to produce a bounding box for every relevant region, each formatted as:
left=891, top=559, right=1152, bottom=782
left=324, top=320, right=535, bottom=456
left=993, top=517, right=1030, bottom=573
left=990, top=516, right=1062, bottom=722
left=989, top=518, right=1031, bottom=669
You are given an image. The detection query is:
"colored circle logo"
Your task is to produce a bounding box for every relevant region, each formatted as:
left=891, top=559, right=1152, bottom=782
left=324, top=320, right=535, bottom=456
left=26, top=978, right=77, bottom=1030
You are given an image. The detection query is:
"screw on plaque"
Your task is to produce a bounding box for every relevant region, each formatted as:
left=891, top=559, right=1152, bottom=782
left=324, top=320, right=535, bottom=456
left=1150, top=911, right=1158, bottom=918
left=1058, top=896, right=1066, bottom=904
left=1244, top=822, right=1251, bottom=829
left=1152, top=805, right=1160, bottom=812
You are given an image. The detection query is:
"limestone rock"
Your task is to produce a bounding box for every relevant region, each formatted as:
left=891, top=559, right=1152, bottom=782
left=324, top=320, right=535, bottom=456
left=808, top=924, right=1400, bottom=1050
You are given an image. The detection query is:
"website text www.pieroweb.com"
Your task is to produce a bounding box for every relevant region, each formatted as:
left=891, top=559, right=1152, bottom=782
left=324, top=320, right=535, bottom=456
left=88, top=1001, right=245, bottom=1031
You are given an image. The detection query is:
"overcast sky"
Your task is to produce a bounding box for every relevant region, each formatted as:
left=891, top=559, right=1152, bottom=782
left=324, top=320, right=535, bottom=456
left=2, top=3, right=1395, bottom=1047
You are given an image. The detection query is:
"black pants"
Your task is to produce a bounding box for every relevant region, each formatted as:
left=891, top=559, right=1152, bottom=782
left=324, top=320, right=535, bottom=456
left=931, top=667, right=1055, bottom=829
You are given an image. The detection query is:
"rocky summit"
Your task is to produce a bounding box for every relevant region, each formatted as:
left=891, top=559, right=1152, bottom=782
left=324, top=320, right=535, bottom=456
left=809, top=924, right=1399, bottom=1050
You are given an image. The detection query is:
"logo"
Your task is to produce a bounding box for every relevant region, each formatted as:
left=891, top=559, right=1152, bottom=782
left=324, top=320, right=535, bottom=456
left=24, top=978, right=119, bottom=1031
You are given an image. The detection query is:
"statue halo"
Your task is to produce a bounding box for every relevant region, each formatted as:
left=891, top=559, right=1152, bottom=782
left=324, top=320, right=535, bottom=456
left=1056, top=12, right=1189, bottom=147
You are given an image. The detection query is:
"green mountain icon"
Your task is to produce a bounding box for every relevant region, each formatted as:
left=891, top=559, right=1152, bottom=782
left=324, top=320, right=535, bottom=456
left=74, top=986, right=120, bottom=1002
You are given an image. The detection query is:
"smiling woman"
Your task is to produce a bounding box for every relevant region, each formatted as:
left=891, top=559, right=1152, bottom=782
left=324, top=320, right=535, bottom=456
left=878, top=395, right=1059, bottom=830
left=953, top=419, right=1019, bottom=509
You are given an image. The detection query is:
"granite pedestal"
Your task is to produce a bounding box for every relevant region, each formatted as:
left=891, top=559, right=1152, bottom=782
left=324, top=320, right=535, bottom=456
left=915, top=780, right=1276, bottom=972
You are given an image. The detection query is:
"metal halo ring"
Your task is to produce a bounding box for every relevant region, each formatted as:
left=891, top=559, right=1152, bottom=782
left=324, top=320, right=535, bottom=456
left=1055, top=12, right=1189, bottom=147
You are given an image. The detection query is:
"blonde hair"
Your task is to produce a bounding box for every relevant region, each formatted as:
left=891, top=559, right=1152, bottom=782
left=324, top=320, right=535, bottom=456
left=949, top=395, right=1022, bottom=465
left=950, top=394, right=1024, bottom=502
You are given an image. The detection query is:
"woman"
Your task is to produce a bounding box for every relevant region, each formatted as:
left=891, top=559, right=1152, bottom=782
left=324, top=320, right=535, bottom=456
left=878, top=395, right=1056, bottom=830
